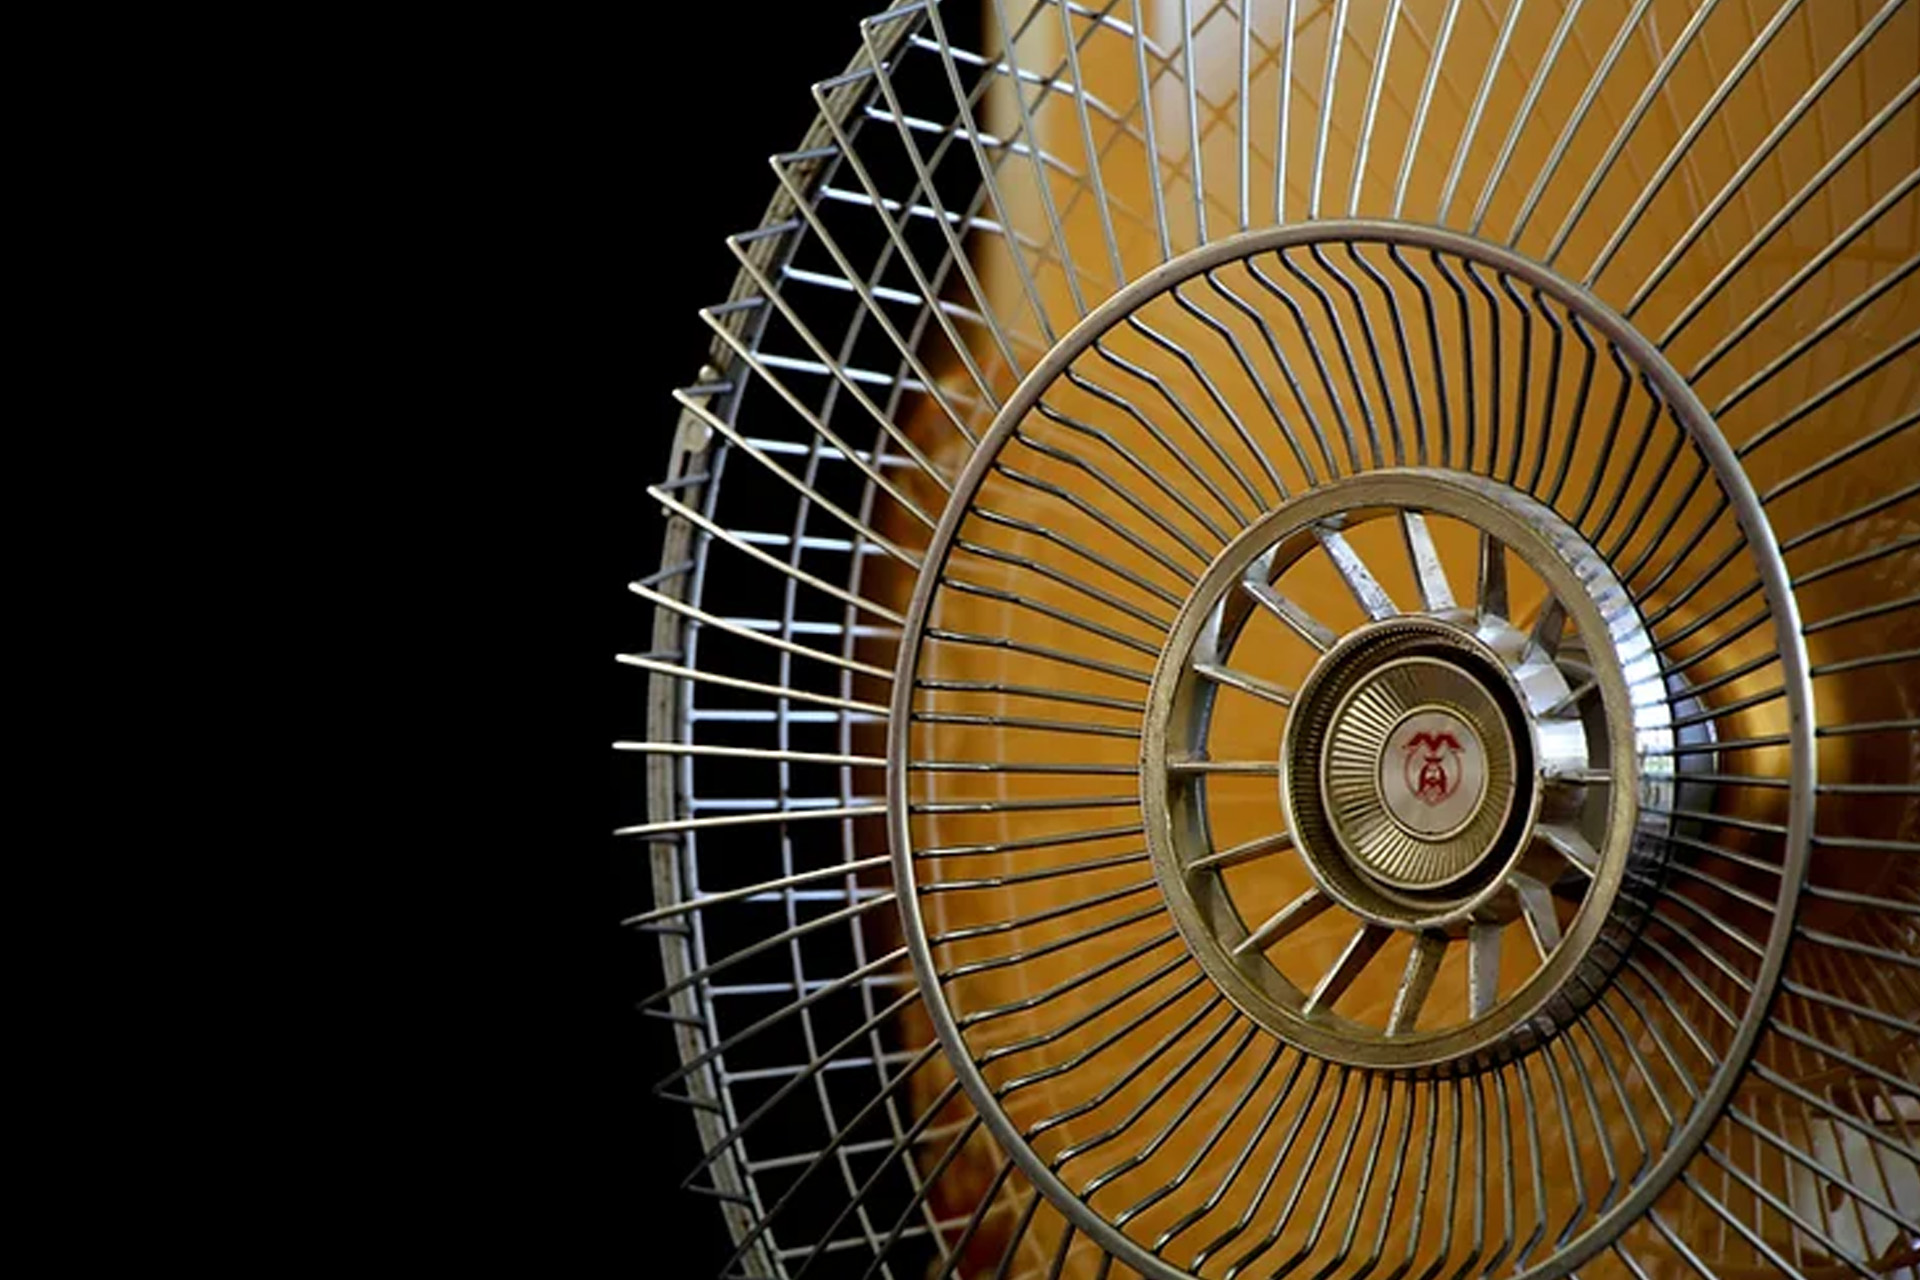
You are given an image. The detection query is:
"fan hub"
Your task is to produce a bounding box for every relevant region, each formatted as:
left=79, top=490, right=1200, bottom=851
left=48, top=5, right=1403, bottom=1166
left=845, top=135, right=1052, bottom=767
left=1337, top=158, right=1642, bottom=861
left=1293, top=627, right=1528, bottom=914
left=1137, top=470, right=1671, bottom=1073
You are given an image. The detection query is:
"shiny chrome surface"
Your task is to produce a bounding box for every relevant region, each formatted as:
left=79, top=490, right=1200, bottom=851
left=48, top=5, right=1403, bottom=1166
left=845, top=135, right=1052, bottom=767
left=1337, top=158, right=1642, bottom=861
left=1355, top=691, right=1497, bottom=856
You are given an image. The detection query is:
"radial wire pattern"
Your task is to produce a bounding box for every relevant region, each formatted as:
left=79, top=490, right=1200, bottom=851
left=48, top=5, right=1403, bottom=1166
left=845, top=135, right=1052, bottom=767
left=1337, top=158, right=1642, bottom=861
left=619, top=3, right=1920, bottom=1277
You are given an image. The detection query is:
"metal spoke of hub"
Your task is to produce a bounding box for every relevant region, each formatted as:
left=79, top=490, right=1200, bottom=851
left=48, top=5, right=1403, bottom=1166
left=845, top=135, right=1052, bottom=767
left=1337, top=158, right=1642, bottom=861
left=1316, top=525, right=1399, bottom=620
left=1468, top=922, right=1503, bottom=1018
left=1388, top=932, right=1449, bottom=1036
left=1188, top=830, right=1295, bottom=874
left=1241, top=573, right=1338, bottom=651
left=1400, top=510, right=1457, bottom=612
left=1477, top=530, right=1510, bottom=621
left=1514, top=874, right=1564, bottom=960
left=1193, top=661, right=1294, bottom=707
left=1233, top=888, right=1333, bottom=956
left=1305, top=925, right=1392, bottom=1016
left=1535, top=823, right=1600, bottom=877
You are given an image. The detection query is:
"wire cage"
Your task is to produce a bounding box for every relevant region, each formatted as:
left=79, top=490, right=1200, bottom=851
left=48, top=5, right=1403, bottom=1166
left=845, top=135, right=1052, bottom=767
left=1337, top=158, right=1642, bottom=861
left=618, top=2, right=1919, bottom=1277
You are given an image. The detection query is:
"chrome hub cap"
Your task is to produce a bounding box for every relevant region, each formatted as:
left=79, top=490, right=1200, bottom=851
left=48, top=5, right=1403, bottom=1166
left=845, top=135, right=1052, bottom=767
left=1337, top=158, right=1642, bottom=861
left=1296, top=626, right=1526, bottom=911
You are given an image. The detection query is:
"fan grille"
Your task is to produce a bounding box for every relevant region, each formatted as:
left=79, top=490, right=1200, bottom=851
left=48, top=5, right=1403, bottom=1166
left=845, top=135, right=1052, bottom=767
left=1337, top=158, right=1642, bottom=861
left=888, top=223, right=1812, bottom=1274
left=622, top=3, right=1920, bottom=1277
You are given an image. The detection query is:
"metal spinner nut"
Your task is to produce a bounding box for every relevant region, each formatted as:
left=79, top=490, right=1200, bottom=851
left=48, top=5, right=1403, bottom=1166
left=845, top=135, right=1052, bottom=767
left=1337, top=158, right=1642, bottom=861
left=1286, top=620, right=1535, bottom=926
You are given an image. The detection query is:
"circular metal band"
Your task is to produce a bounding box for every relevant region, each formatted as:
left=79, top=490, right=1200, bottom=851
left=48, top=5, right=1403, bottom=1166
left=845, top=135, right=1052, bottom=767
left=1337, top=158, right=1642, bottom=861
left=885, top=221, right=1814, bottom=1280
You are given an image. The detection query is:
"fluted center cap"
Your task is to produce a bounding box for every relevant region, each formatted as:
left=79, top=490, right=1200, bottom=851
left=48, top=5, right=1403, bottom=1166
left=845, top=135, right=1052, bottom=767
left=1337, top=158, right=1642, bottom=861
left=1318, top=654, right=1519, bottom=895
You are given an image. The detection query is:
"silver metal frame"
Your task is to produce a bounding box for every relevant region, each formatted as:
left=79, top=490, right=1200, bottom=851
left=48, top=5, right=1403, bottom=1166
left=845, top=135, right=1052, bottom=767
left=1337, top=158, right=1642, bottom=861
left=639, top=15, right=933, bottom=1276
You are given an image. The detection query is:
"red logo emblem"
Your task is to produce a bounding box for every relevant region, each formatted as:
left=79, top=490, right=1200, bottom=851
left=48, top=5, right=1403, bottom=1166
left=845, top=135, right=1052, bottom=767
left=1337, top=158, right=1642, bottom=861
left=1402, top=730, right=1464, bottom=806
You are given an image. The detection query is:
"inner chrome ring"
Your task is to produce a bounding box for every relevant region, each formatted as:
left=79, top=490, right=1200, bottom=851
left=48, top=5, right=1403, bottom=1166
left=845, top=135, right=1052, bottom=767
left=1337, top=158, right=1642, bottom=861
left=1140, top=470, right=1675, bottom=1073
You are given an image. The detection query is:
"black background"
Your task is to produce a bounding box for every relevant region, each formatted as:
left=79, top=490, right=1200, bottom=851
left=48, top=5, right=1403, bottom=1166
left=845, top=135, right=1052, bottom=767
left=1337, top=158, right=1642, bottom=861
left=616, top=4, right=915, bottom=1270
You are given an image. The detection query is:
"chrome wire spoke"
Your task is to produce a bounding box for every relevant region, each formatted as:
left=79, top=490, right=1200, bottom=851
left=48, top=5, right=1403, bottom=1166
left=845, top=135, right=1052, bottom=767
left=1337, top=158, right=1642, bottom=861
left=885, top=227, right=1828, bottom=1280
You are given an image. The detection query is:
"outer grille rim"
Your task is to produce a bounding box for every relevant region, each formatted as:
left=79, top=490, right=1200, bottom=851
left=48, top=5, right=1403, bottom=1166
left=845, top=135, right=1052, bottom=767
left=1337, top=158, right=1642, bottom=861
left=885, top=219, right=1816, bottom=1280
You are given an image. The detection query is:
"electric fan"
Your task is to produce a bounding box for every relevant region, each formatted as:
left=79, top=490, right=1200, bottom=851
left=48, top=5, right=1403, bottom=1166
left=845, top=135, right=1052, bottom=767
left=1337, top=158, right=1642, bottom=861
left=618, top=1, right=1918, bottom=1275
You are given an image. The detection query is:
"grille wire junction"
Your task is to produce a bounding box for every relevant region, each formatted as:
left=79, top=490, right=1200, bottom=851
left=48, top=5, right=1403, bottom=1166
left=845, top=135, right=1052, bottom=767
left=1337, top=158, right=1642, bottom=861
left=620, top=4, right=1919, bottom=1278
